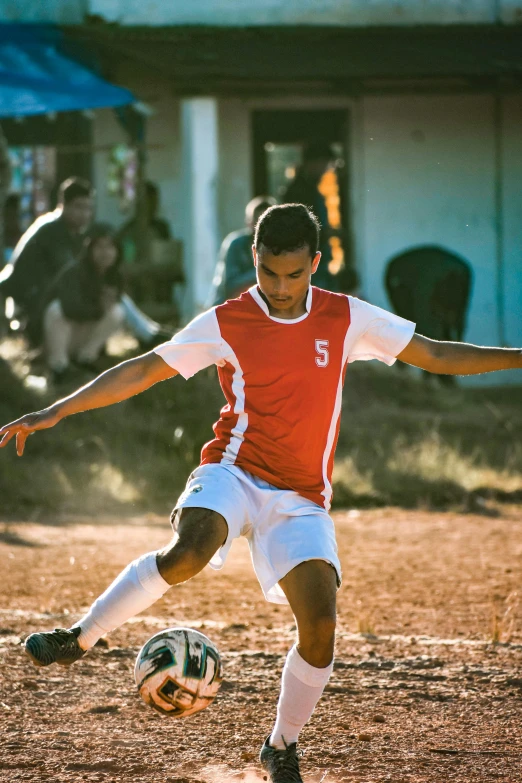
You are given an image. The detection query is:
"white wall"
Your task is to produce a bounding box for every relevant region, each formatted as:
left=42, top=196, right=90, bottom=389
left=5, top=0, right=521, bottom=27
left=92, top=108, right=127, bottom=228
left=145, top=98, right=184, bottom=242
left=93, top=95, right=245, bottom=252
left=359, top=94, right=497, bottom=341
left=501, top=0, right=522, bottom=23
left=501, top=95, right=522, bottom=349
left=357, top=93, right=522, bottom=384
left=217, top=99, right=252, bottom=240
left=92, top=91, right=184, bottom=241
left=87, top=0, right=501, bottom=26
left=0, top=0, right=86, bottom=22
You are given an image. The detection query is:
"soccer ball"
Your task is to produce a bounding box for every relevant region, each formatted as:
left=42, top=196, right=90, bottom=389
left=134, top=627, right=223, bottom=718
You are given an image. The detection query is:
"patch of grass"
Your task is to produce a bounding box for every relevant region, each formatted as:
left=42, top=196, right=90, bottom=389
left=0, top=348, right=521, bottom=515
left=356, top=613, right=376, bottom=636
left=334, top=363, right=522, bottom=509
left=491, top=591, right=519, bottom=644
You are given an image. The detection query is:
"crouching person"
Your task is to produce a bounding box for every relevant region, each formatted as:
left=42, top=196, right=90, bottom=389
left=43, top=224, right=125, bottom=382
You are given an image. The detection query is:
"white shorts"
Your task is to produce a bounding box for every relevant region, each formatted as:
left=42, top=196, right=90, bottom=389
left=172, top=463, right=342, bottom=605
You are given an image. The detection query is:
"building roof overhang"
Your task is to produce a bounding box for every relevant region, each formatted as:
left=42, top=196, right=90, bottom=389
left=67, top=23, right=522, bottom=96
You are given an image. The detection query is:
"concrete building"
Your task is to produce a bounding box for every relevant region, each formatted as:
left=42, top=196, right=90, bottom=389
left=3, top=1, right=522, bottom=383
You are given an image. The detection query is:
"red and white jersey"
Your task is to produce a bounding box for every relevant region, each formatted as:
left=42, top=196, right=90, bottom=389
left=155, top=286, right=414, bottom=510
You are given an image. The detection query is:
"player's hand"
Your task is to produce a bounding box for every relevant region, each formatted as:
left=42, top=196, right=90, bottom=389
left=0, top=408, right=61, bottom=456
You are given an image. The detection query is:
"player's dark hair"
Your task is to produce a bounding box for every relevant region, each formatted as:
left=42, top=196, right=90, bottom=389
left=58, top=177, right=94, bottom=205
left=255, top=203, right=320, bottom=257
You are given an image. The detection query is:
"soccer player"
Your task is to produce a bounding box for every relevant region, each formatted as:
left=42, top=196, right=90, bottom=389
left=1, top=204, right=521, bottom=783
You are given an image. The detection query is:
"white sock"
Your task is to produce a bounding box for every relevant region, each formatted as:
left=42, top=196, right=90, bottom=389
left=270, top=645, right=333, bottom=750
left=73, top=551, right=170, bottom=650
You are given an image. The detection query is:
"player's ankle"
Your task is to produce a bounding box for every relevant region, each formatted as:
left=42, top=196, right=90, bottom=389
left=270, top=729, right=299, bottom=750
left=74, top=620, right=106, bottom=651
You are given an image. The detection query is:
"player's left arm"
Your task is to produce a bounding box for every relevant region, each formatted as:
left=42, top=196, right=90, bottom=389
left=398, top=333, right=522, bottom=375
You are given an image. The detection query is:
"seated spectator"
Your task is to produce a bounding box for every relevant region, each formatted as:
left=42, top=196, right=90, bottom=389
left=118, top=181, right=171, bottom=264
left=207, top=196, right=276, bottom=307
left=0, top=177, right=170, bottom=351
left=43, top=224, right=125, bottom=382
left=0, top=177, right=93, bottom=345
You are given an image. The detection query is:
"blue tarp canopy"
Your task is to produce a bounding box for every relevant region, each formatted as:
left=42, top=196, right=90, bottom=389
left=0, top=24, right=134, bottom=117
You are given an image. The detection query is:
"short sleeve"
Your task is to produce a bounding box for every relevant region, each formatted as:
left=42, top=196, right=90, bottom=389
left=346, top=296, right=415, bottom=366
left=153, top=308, right=226, bottom=379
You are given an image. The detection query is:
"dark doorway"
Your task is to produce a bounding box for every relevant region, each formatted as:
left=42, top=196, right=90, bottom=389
left=251, top=109, right=353, bottom=287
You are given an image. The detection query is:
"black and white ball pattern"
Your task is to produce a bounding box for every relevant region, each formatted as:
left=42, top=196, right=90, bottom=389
left=134, top=627, right=223, bottom=718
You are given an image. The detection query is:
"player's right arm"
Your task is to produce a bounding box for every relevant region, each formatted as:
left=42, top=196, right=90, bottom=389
left=0, top=352, right=178, bottom=456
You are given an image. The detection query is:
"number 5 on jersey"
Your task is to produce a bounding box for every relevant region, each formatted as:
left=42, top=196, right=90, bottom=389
left=315, top=339, right=329, bottom=367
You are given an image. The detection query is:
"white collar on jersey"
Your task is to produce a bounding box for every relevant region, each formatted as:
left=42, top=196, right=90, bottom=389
left=248, top=285, right=313, bottom=324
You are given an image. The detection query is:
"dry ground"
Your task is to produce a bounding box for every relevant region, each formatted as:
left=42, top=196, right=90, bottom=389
left=0, top=507, right=521, bottom=783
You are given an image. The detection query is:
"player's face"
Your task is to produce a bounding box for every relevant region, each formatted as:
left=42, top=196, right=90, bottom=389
left=62, top=196, right=94, bottom=233
left=254, top=245, right=321, bottom=319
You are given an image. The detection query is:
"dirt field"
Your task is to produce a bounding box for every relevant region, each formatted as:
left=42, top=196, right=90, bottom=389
left=0, top=507, right=521, bottom=783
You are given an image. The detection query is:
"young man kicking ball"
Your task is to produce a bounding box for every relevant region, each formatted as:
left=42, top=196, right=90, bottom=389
left=1, top=204, right=521, bottom=782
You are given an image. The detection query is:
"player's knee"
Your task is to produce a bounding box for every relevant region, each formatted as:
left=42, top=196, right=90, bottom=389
left=173, top=507, right=228, bottom=554
left=158, top=507, right=227, bottom=585
left=157, top=540, right=211, bottom=584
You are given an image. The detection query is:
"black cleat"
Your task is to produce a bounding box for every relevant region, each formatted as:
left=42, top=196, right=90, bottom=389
left=25, top=627, right=85, bottom=667
left=260, top=735, right=304, bottom=783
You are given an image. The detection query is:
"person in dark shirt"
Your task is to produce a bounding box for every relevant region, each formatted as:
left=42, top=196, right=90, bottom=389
left=207, top=196, right=276, bottom=307
left=0, top=177, right=169, bottom=349
left=281, top=142, right=340, bottom=292
left=0, top=177, right=94, bottom=344
left=43, top=224, right=125, bottom=381
left=117, top=181, right=171, bottom=264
